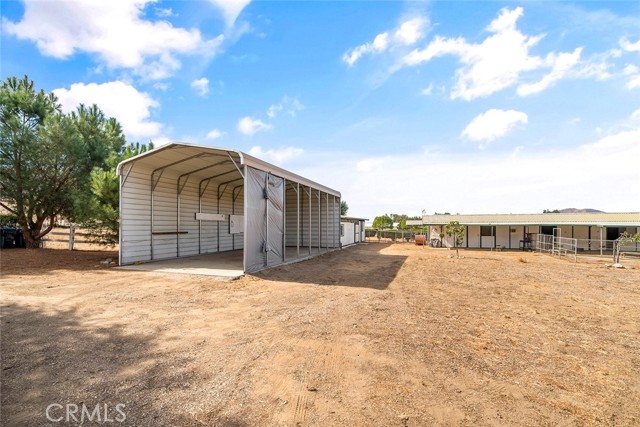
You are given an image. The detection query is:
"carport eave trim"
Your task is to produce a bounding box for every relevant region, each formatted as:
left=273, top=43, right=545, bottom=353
left=240, top=152, right=340, bottom=197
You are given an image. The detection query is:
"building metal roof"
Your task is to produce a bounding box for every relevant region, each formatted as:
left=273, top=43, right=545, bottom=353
left=118, top=142, right=341, bottom=197
left=420, top=212, right=640, bottom=227
left=341, top=216, right=368, bottom=222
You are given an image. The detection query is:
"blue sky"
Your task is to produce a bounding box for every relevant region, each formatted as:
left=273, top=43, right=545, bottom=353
left=2, top=0, right=639, bottom=219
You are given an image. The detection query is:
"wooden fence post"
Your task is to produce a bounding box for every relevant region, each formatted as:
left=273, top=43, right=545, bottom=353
left=69, top=225, right=75, bottom=251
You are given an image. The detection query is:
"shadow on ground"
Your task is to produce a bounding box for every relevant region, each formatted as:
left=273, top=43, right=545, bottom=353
left=255, top=243, right=407, bottom=290
left=0, top=303, right=247, bottom=427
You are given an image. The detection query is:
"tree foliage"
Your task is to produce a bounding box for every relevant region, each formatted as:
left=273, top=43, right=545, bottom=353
left=399, top=216, right=421, bottom=230
left=340, top=200, right=348, bottom=216
left=83, top=142, right=153, bottom=245
left=446, top=220, right=465, bottom=258
left=0, top=75, right=125, bottom=247
left=613, top=232, right=640, bottom=265
left=372, top=214, right=393, bottom=230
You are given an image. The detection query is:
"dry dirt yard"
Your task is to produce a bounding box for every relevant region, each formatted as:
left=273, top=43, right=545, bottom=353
left=1, top=244, right=639, bottom=426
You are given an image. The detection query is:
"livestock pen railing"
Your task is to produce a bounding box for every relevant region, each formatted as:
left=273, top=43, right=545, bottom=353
left=536, top=233, right=578, bottom=261
left=536, top=233, right=640, bottom=262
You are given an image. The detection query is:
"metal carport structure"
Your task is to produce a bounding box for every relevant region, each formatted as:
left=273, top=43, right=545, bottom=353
left=118, top=143, right=341, bottom=274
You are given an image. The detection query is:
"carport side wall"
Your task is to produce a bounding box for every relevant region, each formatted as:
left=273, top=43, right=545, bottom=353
left=120, top=165, right=244, bottom=265
left=120, top=165, right=152, bottom=264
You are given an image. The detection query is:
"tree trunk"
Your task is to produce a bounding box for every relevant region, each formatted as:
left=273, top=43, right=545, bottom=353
left=18, top=216, right=38, bottom=248
left=17, top=213, right=49, bottom=248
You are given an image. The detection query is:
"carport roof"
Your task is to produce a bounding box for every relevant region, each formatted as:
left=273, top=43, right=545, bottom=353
left=118, top=142, right=341, bottom=197
left=420, top=212, right=640, bottom=227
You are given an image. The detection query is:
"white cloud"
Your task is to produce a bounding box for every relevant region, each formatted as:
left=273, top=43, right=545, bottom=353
left=150, top=136, right=173, bottom=147
left=191, top=77, right=210, bottom=96
left=296, top=125, right=640, bottom=220
left=53, top=81, right=162, bottom=139
left=624, top=64, right=639, bottom=75
left=3, top=0, right=223, bottom=80
left=343, top=16, right=427, bottom=66
left=155, top=7, right=176, bottom=18
left=153, top=82, right=170, bottom=91
left=248, top=146, right=303, bottom=164
left=401, top=7, right=592, bottom=100
left=343, top=33, right=390, bottom=67
left=356, top=158, right=383, bottom=172
left=620, top=37, right=640, bottom=52
left=208, top=0, right=251, bottom=27
left=420, top=83, right=434, bottom=96
left=395, top=17, right=428, bottom=45
left=623, top=64, right=640, bottom=89
left=403, top=8, right=548, bottom=100
left=267, top=96, right=304, bottom=118
left=237, top=116, right=272, bottom=135
left=206, top=129, right=225, bottom=140
left=628, top=75, right=640, bottom=89
left=517, top=48, right=583, bottom=96
left=462, top=109, right=528, bottom=146
left=266, top=104, right=283, bottom=119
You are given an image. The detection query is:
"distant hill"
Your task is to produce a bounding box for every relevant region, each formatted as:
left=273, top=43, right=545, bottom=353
left=558, top=208, right=605, bottom=213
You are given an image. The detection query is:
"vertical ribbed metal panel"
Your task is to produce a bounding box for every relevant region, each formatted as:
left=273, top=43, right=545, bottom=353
left=120, top=166, right=152, bottom=264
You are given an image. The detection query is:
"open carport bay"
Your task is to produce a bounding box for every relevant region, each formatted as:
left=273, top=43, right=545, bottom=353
left=117, top=250, right=244, bottom=278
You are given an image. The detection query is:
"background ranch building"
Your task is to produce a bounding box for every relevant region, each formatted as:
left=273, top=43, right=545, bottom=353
left=420, top=213, right=640, bottom=252
left=340, top=217, right=367, bottom=247
left=118, top=143, right=341, bottom=275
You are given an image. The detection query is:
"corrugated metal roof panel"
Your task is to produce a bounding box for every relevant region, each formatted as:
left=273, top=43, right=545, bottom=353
left=118, top=142, right=340, bottom=197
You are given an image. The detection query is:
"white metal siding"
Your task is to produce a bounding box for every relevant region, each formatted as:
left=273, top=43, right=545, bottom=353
left=341, top=222, right=355, bottom=246
left=120, top=166, right=244, bottom=265
left=285, top=184, right=300, bottom=247
left=120, top=166, right=152, bottom=264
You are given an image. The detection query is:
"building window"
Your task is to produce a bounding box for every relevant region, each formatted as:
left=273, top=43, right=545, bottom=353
left=480, top=226, right=495, bottom=237
left=540, top=226, right=555, bottom=235
left=340, top=224, right=344, bottom=237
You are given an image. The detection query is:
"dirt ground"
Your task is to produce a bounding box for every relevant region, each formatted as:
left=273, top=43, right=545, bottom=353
left=1, top=244, right=639, bottom=426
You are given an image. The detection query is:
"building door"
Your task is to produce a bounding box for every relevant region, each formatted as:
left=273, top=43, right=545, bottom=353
left=606, top=227, right=620, bottom=241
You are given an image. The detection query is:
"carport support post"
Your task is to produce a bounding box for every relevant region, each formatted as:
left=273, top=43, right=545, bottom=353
left=318, top=190, right=321, bottom=254
left=264, top=172, right=269, bottom=267
left=326, top=192, right=329, bottom=251
left=308, top=187, right=311, bottom=256
left=333, top=196, right=336, bottom=249
left=150, top=173, right=155, bottom=260
left=232, top=185, right=242, bottom=251
left=297, top=182, right=300, bottom=258
left=242, top=165, right=249, bottom=274
left=282, top=180, right=286, bottom=263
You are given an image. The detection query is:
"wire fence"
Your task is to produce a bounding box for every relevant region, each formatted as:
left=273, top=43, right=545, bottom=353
left=536, top=234, right=640, bottom=264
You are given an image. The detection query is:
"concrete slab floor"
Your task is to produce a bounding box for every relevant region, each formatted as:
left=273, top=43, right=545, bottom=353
left=118, top=250, right=244, bottom=278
